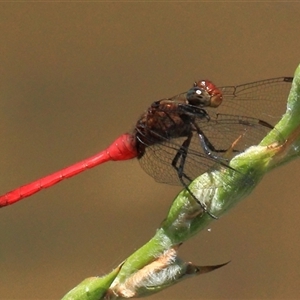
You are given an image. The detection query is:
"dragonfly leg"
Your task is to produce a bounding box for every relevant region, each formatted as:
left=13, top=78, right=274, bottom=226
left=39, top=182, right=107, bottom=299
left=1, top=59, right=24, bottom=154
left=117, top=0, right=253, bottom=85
left=198, top=133, right=228, bottom=161
left=171, top=134, right=218, bottom=220
left=191, top=120, right=239, bottom=160
left=196, top=129, right=239, bottom=162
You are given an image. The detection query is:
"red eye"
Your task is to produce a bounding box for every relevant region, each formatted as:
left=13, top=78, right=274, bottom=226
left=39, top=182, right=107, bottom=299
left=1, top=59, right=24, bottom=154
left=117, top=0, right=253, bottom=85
left=193, top=80, right=223, bottom=107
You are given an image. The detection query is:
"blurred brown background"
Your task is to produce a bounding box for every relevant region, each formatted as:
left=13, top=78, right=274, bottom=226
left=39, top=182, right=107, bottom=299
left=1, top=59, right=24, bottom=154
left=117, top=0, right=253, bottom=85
left=1, top=3, right=299, bottom=300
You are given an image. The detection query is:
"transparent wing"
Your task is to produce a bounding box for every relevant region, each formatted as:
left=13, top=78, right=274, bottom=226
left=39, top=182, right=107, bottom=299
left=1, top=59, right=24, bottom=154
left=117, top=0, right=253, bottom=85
left=138, top=114, right=276, bottom=186
left=211, top=77, right=293, bottom=126
left=138, top=77, right=291, bottom=186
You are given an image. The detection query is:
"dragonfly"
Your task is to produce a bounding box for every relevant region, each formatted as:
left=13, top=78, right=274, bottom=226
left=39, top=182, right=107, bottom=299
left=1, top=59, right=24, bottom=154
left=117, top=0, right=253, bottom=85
left=0, top=77, right=293, bottom=218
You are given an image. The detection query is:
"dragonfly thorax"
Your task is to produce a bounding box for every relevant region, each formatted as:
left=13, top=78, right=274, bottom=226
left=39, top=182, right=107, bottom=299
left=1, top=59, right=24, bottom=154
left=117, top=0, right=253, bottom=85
left=134, top=100, right=208, bottom=158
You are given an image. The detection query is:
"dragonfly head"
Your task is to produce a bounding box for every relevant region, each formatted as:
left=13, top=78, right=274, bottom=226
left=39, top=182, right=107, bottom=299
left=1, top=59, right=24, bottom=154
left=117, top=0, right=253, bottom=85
left=188, top=80, right=223, bottom=108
